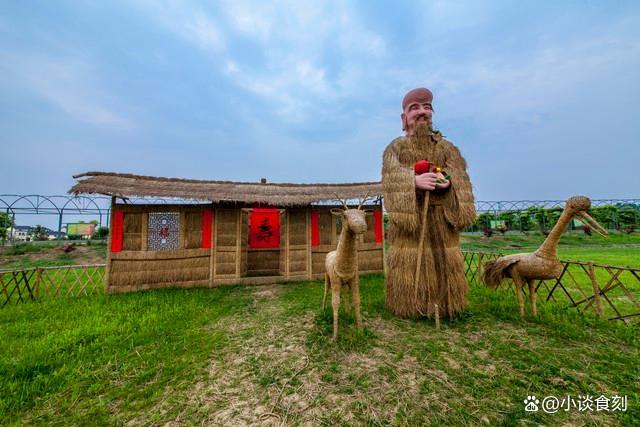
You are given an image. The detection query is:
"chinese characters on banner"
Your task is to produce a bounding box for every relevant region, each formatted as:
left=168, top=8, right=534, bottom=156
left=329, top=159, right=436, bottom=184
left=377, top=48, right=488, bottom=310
left=249, top=208, right=280, bottom=248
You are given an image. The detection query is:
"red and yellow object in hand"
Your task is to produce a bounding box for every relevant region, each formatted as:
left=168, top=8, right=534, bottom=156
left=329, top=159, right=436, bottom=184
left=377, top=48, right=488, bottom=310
left=414, top=160, right=449, bottom=183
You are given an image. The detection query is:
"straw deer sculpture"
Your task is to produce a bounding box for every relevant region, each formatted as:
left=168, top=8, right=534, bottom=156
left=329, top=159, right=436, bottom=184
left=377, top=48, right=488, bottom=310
left=483, top=196, right=607, bottom=318
left=322, top=195, right=371, bottom=340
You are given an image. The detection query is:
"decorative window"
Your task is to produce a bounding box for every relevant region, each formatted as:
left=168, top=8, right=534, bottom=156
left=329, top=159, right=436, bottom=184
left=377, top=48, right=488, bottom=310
left=148, top=212, right=180, bottom=251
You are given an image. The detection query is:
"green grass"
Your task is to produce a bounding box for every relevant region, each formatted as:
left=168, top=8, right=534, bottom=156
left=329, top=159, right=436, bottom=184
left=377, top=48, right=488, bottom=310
left=462, top=230, right=640, bottom=250
left=1, top=275, right=638, bottom=425
left=462, top=231, right=640, bottom=267
left=3, top=243, right=60, bottom=256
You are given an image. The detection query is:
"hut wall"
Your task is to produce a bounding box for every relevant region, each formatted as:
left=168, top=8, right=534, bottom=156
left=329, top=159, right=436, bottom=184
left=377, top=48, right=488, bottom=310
left=215, top=208, right=238, bottom=277
left=107, top=203, right=383, bottom=292
left=108, top=205, right=212, bottom=292
left=286, top=207, right=309, bottom=277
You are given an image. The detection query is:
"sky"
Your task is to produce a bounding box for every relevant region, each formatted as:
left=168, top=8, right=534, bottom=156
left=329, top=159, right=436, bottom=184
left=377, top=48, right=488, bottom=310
left=1, top=0, right=639, bottom=214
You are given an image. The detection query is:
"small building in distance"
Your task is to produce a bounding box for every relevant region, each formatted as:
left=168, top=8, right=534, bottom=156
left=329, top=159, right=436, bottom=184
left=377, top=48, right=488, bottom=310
left=65, top=222, right=96, bottom=239
left=70, top=172, right=384, bottom=293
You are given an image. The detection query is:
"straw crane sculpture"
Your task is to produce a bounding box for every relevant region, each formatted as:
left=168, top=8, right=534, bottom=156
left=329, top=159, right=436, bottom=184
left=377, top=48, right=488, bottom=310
left=483, top=196, right=607, bottom=318
left=323, top=196, right=371, bottom=340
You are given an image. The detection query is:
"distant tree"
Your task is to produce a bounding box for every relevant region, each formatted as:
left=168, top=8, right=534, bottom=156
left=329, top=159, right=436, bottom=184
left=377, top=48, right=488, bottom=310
left=0, top=212, right=13, bottom=242
left=475, top=212, right=495, bottom=231
left=92, top=226, right=109, bottom=240
left=31, top=225, right=49, bottom=241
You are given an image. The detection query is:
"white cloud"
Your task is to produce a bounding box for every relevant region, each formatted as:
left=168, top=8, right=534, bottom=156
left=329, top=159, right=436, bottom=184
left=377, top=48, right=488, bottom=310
left=0, top=51, right=131, bottom=128
left=218, top=0, right=387, bottom=121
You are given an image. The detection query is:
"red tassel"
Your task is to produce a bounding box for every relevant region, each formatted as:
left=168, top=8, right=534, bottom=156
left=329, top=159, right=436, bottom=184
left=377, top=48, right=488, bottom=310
left=111, top=210, right=123, bottom=253
left=374, top=209, right=383, bottom=244
left=202, top=209, right=213, bottom=249
left=311, top=210, right=320, bottom=246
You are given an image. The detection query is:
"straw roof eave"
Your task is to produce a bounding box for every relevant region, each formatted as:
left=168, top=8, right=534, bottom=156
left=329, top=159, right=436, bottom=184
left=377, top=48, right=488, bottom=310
left=69, top=172, right=382, bottom=206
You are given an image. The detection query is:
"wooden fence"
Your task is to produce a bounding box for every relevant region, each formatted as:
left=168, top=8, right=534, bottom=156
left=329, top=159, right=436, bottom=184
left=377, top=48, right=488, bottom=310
left=1, top=254, right=639, bottom=325
left=463, top=251, right=640, bottom=324
left=1, top=264, right=105, bottom=306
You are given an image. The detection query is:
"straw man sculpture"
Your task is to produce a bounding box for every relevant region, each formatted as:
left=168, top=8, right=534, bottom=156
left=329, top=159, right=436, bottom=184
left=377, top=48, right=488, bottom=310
left=484, top=196, right=607, bottom=318
left=323, top=197, right=371, bottom=340
left=382, top=88, right=475, bottom=319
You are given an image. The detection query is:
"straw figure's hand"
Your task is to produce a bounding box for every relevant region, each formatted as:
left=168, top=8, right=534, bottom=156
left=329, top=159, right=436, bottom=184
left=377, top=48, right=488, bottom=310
left=434, top=172, right=450, bottom=191
left=415, top=173, right=438, bottom=191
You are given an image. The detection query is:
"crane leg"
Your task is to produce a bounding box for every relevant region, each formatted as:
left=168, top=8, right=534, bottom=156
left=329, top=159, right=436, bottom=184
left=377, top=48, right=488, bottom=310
left=528, top=279, right=538, bottom=317
left=511, top=269, right=526, bottom=319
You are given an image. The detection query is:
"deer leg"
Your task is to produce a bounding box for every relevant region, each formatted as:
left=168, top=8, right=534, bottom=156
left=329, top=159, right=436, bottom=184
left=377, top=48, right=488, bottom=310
left=511, top=269, right=526, bottom=319
left=351, top=279, right=362, bottom=329
left=331, top=281, right=341, bottom=340
left=322, top=272, right=329, bottom=311
left=528, top=279, right=538, bottom=317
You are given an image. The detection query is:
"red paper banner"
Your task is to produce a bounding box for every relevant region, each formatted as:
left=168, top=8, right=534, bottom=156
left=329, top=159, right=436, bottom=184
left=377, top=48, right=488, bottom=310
left=111, top=210, right=124, bottom=253
left=249, top=208, right=280, bottom=248
left=311, top=210, right=320, bottom=246
left=202, top=209, right=213, bottom=249
left=374, top=209, right=383, bottom=244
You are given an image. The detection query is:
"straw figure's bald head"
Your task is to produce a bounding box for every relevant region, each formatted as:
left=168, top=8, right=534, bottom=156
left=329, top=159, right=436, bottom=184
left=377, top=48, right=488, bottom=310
left=401, top=87, right=434, bottom=137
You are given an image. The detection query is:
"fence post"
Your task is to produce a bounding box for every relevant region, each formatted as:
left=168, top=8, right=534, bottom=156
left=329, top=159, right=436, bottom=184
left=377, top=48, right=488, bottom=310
left=34, top=267, right=42, bottom=299
left=587, top=262, right=603, bottom=318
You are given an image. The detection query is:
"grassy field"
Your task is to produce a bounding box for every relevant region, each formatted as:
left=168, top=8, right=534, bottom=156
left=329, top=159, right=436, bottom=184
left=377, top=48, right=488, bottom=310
left=461, top=231, right=640, bottom=267
left=1, top=274, right=638, bottom=425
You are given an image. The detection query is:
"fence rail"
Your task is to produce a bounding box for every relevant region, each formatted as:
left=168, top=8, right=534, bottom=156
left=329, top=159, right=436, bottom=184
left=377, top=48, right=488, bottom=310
left=1, top=264, right=105, bottom=306
left=1, top=256, right=639, bottom=325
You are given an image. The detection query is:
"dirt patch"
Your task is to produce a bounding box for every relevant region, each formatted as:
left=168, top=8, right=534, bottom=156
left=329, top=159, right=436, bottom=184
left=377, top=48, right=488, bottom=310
left=0, top=244, right=106, bottom=268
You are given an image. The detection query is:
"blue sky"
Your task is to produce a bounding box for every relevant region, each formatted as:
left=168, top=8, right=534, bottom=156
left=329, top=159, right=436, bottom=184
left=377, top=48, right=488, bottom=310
left=2, top=0, right=639, bottom=205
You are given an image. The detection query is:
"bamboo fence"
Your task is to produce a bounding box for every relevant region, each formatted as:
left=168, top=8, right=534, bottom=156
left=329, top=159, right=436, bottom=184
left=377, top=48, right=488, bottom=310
left=1, top=253, right=639, bottom=325
left=1, top=264, right=105, bottom=306
left=463, top=251, right=640, bottom=324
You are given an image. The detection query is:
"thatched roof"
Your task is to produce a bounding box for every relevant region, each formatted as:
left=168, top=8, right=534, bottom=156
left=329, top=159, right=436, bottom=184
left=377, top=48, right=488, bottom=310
left=70, top=172, right=382, bottom=206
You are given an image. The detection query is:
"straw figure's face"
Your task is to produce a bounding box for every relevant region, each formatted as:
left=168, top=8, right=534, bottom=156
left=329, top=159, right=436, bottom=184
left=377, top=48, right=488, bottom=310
left=565, top=195, right=591, bottom=212
left=402, top=101, right=433, bottom=136
left=331, top=208, right=369, bottom=234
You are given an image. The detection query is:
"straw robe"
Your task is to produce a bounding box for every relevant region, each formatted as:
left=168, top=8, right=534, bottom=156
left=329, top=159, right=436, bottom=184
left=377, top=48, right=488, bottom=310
left=382, top=131, right=475, bottom=318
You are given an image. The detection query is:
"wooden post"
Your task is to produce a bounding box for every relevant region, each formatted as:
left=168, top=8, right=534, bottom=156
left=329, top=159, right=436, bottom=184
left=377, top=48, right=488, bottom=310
left=209, top=205, right=216, bottom=287
left=285, top=209, right=290, bottom=278
left=104, top=196, right=115, bottom=293
left=141, top=209, right=148, bottom=252
left=434, top=304, right=440, bottom=329
left=179, top=206, right=187, bottom=249
left=380, top=199, right=387, bottom=276
left=588, top=262, right=604, bottom=318
left=235, top=208, right=242, bottom=279
left=307, top=206, right=312, bottom=279
left=34, top=267, right=42, bottom=299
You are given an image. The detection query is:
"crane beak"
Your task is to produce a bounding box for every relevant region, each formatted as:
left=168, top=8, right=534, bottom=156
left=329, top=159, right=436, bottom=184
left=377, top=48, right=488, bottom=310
left=575, top=211, right=608, bottom=237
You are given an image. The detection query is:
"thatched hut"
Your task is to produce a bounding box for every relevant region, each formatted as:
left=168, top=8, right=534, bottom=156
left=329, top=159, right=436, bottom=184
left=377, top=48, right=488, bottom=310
left=70, top=172, right=384, bottom=293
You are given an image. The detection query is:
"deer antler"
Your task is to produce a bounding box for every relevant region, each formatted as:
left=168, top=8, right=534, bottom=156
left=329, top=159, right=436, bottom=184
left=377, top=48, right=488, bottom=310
left=333, top=192, right=349, bottom=209
left=358, top=192, right=370, bottom=210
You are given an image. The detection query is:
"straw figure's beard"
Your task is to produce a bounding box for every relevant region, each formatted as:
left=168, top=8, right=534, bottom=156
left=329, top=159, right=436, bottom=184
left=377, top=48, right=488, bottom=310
left=413, top=118, right=434, bottom=142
